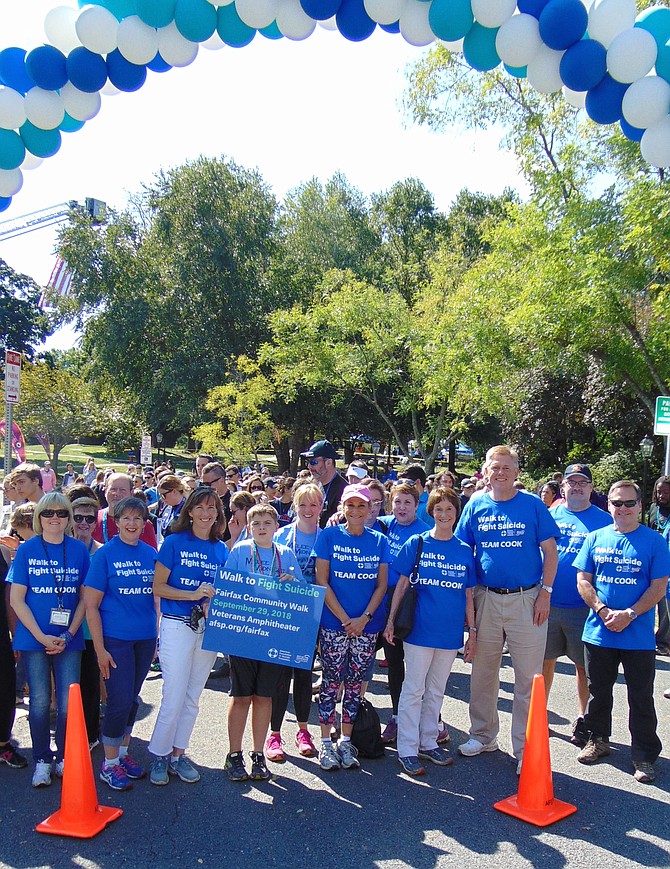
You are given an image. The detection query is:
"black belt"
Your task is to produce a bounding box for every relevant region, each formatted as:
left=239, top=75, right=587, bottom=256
left=486, top=583, right=539, bottom=595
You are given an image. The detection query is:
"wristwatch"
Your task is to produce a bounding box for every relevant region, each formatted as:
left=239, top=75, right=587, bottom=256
left=364, top=611, right=373, bottom=622
left=540, top=583, right=553, bottom=594
left=625, top=608, right=637, bottom=621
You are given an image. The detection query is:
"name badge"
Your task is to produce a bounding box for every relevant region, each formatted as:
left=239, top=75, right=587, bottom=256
left=50, top=608, right=71, bottom=627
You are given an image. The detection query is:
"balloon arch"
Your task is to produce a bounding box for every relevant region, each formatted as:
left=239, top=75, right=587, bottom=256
left=0, top=0, right=668, bottom=210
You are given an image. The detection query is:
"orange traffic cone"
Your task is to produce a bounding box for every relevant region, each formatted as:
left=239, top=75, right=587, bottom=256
left=494, top=673, right=577, bottom=827
left=36, top=683, right=123, bottom=838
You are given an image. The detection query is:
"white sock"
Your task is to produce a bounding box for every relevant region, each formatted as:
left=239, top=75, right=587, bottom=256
left=171, top=755, right=180, bottom=764
left=339, top=735, right=350, bottom=743
left=321, top=737, right=332, bottom=747
left=103, top=756, right=119, bottom=769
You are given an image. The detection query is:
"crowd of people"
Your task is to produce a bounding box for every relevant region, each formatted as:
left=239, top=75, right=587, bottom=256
left=1, top=443, right=670, bottom=795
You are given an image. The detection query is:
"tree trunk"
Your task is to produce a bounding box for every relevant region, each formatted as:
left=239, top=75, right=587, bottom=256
left=272, top=436, right=290, bottom=474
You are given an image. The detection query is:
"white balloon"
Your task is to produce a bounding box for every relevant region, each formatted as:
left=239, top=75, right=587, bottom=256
left=562, top=85, right=587, bottom=108
left=400, top=0, right=434, bottom=46
left=24, top=88, right=65, bottom=130
left=0, top=168, right=23, bottom=197
left=527, top=44, right=564, bottom=94
left=276, top=0, right=316, bottom=40
left=157, top=22, right=199, bottom=66
left=76, top=5, right=119, bottom=55
left=44, top=6, right=82, bottom=54
left=201, top=31, right=226, bottom=49
left=438, top=37, right=465, bottom=52
left=117, top=16, right=159, bottom=65
left=0, top=88, right=26, bottom=130
left=607, top=27, right=657, bottom=83
left=588, top=0, right=636, bottom=48
left=472, top=0, right=516, bottom=29
left=364, top=0, right=404, bottom=26
left=319, top=16, right=338, bottom=31
left=495, top=13, right=542, bottom=68
left=621, top=75, right=670, bottom=129
left=101, top=81, right=121, bottom=96
left=60, top=82, right=101, bottom=122
left=235, top=0, right=278, bottom=29
left=641, top=115, right=670, bottom=166
left=21, top=152, right=44, bottom=170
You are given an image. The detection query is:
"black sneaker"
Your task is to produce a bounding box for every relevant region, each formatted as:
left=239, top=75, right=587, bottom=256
left=0, top=744, right=28, bottom=768
left=570, top=716, right=589, bottom=748
left=225, top=751, right=249, bottom=782
left=249, top=752, right=271, bottom=781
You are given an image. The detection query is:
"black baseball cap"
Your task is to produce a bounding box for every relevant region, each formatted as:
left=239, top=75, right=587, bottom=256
left=301, top=439, right=340, bottom=461
left=564, top=463, right=592, bottom=482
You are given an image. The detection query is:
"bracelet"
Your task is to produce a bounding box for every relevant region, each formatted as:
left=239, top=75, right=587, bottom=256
left=467, top=626, right=478, bottom=633
left=595, top=604, right=608, bottom=616
left=59, top=630, right=73, bottom=646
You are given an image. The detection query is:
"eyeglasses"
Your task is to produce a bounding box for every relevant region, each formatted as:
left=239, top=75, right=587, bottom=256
left=371, top=499, right=384, bottom=507
left=73, top=514, right=96, bottom=524
left=41, top=509, right=69, bottom=519
left=609, top=499, right=638, bottom=508
left=225, top=474, right=238, bottom=480
left=397, top=479, right=416, bottom=487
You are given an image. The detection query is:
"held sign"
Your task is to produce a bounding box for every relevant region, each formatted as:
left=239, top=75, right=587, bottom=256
left=203, top=568, right=326, bottom=670
left=4, top=350, right=20, bottom=404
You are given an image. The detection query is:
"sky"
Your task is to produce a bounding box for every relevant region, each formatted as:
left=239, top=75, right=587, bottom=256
left=0, top=1, right=527, bottom=349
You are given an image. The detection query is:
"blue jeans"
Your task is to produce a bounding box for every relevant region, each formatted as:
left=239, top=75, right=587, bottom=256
left=101, top=637, right=154, bottom=747
left=22, top=649, right=82, bottom=764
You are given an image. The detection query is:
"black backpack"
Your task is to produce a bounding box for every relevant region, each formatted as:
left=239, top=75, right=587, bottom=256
left=351, top=698, right=385, bottom=759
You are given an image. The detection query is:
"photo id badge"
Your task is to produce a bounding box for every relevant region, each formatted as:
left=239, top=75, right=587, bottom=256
left=50, top=608, right=71, bottom=627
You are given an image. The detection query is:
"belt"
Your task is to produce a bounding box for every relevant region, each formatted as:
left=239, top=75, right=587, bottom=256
left=486, top=583, right=539, bottom=595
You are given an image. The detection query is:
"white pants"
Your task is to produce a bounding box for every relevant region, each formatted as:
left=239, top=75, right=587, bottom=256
left=397, top=642, right=457, bottom=758
left=148, top=618, right=217, bottom=757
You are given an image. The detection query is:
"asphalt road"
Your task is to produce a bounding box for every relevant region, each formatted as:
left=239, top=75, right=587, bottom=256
left=2, top=650, right=670, bottom=869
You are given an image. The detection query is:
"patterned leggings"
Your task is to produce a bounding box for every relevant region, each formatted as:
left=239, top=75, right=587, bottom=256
left=318, top=628, right=378, bottom=725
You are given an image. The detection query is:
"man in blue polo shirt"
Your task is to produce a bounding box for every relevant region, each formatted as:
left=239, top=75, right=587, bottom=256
left=575, top=479, right=670, bottom=783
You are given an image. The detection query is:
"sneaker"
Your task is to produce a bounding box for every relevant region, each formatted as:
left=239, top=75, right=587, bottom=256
left=378, top=658, right=389, bottom=668
left=54, top=760, right=64, bottom=778
left=570, top=716, right=589, bottom=748
left=88, top=739, right=100, bottom=752
left=381, top=719, right=398, bottom=744
left=633, top=761, right=656, bottom=783
left=32, top=761, right=52, bottom=788
left=516, top=759, right=522, bottom=776
left=295, top=729, right=317, bottom=757
left=436, top=722, right=451, bottom=744
left=418, top=747, right=454, bottom=766
left=337, top=739, right=360, bottom=770
left=0, top=744, right=28, bottom=768
left=149, top=659, right=162, bottom=672
left=664, top=687, right=670, bottom=700
left=577, top=736, right=611, bottom=765
left=458, top=737, right=499, bottom=757
left=99, top=762, right=132, bottom=791
left=150, top=756, right=170, bottom=786
left=265, top=732, right=285, bottom=763
left=249, top=752, right=271, bottom=781
left=119, top=753, right=146, bottom=780
left=319, top=741, right=341, bottom=771
left=169, top=755, right=200, bottom=783
left=225, top=751, right=249, bottom=782
left=313, top=653, right=323, bottom=671
left=398, top=755, right=425, bottom=776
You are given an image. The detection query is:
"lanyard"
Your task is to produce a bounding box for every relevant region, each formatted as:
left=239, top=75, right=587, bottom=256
left=288, top=523, right=319, bottom=555
left=40, top=536, right=67, bottom=609
left=252, top=542, right=282, bottom=576
left=102, top=509, right=110, bottom=543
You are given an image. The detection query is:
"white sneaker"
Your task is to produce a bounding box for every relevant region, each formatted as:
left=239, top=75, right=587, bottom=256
left=319, top=741, right=341, bottom=771
left=337, top=739, right=360, bottom=770
left=54, top=760, right=65, bottom=778
left=458, top=737, right=499, bottom=757
left=32, top=760, right=52, bottom=787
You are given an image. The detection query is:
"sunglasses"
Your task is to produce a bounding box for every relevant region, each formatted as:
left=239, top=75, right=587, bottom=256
left=249, top=486, right=264, bottom=492
left=307, top=459, right=321, bottom=467
left=609, top=499, right=638, bottom=508
left=73, top=514, right=96, bottom=524
left=397, top=479, right=417, bottom=487
left=41, top=509, right=69, bottom=519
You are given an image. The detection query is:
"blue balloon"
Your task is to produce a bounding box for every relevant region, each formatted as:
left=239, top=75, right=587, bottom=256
left=300, top=0, right=341, bottom=20
left=620, top=118, right=644, bottom=142
left=429, top=0, right=474, bottom=42
left=505, top=63, right=527, bottom=78
left=260, top=22, right=284, bottom=39
left=560, top=39, right=606, bottom=91
left=0, top=196, right=12, bottom=214
left=100, top=0, right=139, bottom=20
left=175, top=0, right=216, bottom=42
left=636, top=7, right=670, bottom=51
left=66, top=47, right=108, bottom=93
left=19, top=121, right=61, bottom=158
left=136, top=0, right=176, bottom=28
left=217, top=5, right=256, bottom=48
left=25, top=45, right=68, bottom=91
left=147, top=51, right=172, bottom=72
left=585, top=74, right=628, bottom=124
left=60, top=113, right=85, bottom=133
left=463, top=23, right=500, bottom=72
left=0, top=48, right=34, bottom=96
left=0, top=129, right=25, bottom=170
left=539, top=0, right=587, bottom=50
left=106, top=49, right=147, bottom=92
left=336, top=0, right=376, bottom=42
left=380, top=20, right=400, bottom=34
left=656, top=40, right=670, bottom=84
left=517, top=0, right=550, bottom=18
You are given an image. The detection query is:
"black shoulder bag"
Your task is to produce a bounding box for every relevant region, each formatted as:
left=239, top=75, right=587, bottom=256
left=393, top=535, right=424, bottom=641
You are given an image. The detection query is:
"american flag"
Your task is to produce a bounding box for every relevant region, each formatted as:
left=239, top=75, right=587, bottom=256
left=39, top=256, right=74, bottom=308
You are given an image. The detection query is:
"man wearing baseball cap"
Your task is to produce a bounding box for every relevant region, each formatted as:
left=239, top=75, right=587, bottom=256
left=302, top=440, right=348, bottom=528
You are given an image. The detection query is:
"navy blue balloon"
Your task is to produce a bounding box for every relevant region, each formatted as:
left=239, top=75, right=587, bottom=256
left=517, top=0, right=550, bottom=19
left=67, top=48, right=108, bottom=93
left=559, top=39, right=606, bottom=91
left=0, top=196, right=12, bottom=214
left=380, top=20, right=400, bottom=33
left=539, top=0, right=587, bottom=50
left=300, top=0, right=341, bottom=20
left=25, top=45, right=68, bottom=90
left=106, top=49, right=147, bottom=93
left=585, top=74, right=628, bottom=124
left=336, top=0, right=376, bottom=41
left=0, top=48, right=34, bottom=96
left=147, top=52, right=172, bottom=73
left=620, top=118, right=643, bottom=142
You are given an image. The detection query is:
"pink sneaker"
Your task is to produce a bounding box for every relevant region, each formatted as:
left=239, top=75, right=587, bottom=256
left=295, top=729, right=317, bottom=758
left=264, top=733, right=285, bottom=763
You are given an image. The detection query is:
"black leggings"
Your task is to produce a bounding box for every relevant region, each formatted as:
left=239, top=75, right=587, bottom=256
left=382, top=584, right=405, bottom=715
left=271, top=667, right=313, bottom=731
left=0, top=625, right=16, bottom=744
left=80, top=639, right=101, bottom=744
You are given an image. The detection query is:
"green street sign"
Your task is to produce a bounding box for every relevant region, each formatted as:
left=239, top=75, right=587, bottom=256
left=655, top=396, right=670, bottom=435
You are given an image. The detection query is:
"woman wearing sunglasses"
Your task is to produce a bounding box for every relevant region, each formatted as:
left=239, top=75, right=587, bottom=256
left=9, top=493, right=89, bottom=788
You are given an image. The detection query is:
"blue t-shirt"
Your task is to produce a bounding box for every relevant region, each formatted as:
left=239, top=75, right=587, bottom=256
left=157, top=531, right=229, bottom=617
left=416, top=492, right=434, bottom=529
left=455, top=491, right=560, bottom=589
left=225, top=539, right=304, bottom=583
left=313, top=525, right=391, bottom=632
left=84, top=536, right=157, bottom=641
left=574, top=524, right=670, bottom=650
left=395, top=532, right=476, bottom=649
left=551, top=504, right=613, bottom=608
left=10, top=535, right=89, bottom=652
left=379, top=515, right=430, bottom=587
left=274, top=523, right=320, bottom=583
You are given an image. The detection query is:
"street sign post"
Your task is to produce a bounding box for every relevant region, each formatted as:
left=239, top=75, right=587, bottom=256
left=3, top=350, right=20, bottom=477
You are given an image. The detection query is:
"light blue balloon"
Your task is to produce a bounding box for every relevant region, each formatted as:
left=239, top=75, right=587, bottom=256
left=175, top=0, right=216, bottom=42
left=463, top=22, right=500, bottom=72
left=505, top=64, right=527, bottom=78
left=636, top=6, right=670, bottom=51
left=260, top=21, right=284, bottom=40
left=217, top=5, right=256, bottom=48
left=657, top=40, right=670, bottom=83
left=20, top=121, right=61, bottom=158
left=101, top=0, right=138, bottom=20
left=60, top=113, right=85, bottom=133
left=429, top=0, right=474, bottom=42
left=0, top=129, right=25, bottom=170
left=136, top=0, right=176, bottom=28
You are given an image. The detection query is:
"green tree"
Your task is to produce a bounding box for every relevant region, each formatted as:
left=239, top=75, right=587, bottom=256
left=0, top=259, right=51, bottom=360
